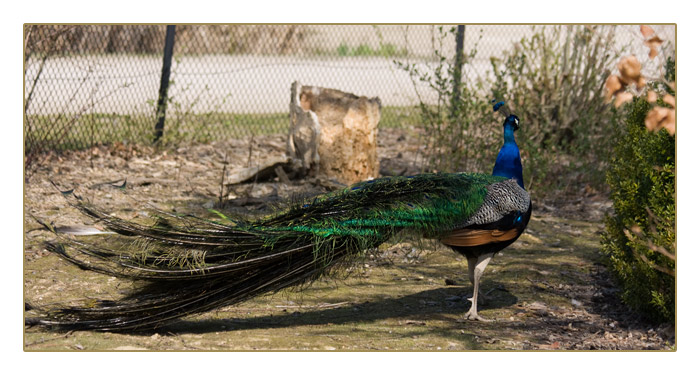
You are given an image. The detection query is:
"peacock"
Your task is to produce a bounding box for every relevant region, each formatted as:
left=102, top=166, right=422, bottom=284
left=25, top=101, right=530, bottom=331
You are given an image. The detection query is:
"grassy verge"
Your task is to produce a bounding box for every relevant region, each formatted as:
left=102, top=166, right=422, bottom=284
left=25, top=106, right=423, bottom=153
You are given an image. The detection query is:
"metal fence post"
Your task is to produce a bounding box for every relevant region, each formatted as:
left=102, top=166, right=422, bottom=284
left=451, top=25, right=465, bottom=122
left=154, top=25, right=176, bottom=142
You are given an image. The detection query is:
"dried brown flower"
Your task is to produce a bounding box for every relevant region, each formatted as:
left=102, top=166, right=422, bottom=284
left=647, top=90, right=658, bottom=103
left=618, top=56, right=644, bottom=88
left=614, top=92, right=634, bottom=108
left=644, top=36, right=664, bottom=59
left=605, top=75, right=624, bottom=100
left=640, top=25, right=656, bottom=38
left=645, top=106, right=675, bottom=135
left=663, top=94, right=676, bottom=108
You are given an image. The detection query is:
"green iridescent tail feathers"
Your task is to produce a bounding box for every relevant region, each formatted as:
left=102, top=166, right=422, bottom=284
left=26, top=172, right=507, bottom=331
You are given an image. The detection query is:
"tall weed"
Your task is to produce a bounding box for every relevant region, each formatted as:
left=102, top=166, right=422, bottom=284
left=398, top=25, right=621, bottom=196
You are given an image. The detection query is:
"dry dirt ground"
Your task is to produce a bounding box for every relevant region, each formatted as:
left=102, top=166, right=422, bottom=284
left=23, top=128, right=675, bottom=351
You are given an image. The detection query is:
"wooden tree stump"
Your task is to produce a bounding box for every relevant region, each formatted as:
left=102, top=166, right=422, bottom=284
left=287, top=81, right=381, bottom=185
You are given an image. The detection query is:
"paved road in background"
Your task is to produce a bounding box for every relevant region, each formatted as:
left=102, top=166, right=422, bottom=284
left=25, top=25, right=675, bottom=115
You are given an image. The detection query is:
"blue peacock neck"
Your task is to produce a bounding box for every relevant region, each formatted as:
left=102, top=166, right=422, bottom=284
left=492, top=116, right=525, bottom=189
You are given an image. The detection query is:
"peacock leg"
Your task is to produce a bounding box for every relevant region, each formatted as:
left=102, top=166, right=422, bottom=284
left=466, top=256, right=489, bottom=306
left=467, top=256, right=477, bottom=286
left=464, top=252, right=494, bottom=322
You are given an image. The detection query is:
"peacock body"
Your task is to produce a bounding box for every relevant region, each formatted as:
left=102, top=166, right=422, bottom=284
left=26, top=103, right=530, bottom=330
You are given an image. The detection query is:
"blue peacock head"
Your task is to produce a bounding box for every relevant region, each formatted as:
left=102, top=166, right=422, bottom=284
left=491, top=99, right=524, bottom=188
left=492, top=100, right=520, bottom=131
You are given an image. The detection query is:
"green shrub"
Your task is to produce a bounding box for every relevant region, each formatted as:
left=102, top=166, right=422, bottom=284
left=601, top=92, right=675, bottom=323
left=395, top=25, right=621, bottom=195
left=394, top=26, right=497, bottom=174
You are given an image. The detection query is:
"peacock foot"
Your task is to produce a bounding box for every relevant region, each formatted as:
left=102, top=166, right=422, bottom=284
left=463, top=310, right=493, bottom=322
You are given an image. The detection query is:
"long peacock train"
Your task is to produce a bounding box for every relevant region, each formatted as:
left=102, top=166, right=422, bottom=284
left=26, top=101, right=530, bottom=331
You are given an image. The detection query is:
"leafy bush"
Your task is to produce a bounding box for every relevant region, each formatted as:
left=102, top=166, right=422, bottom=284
left=396, top=26, right=621, bottom=195
left=395, top=26, right=497, bottom=174
left=601, top=90, right=675, bottom=322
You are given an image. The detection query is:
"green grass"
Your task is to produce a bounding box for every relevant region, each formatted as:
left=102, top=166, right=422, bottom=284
left=379, top=106, right=423, bottom=128
left=335, top=43, right=408, bottom=57
left=25, top=106, right=423, bottom=152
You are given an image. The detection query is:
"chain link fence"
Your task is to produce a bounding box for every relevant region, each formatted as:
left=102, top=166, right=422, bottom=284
left=24, top=24, right=675, bottom=157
